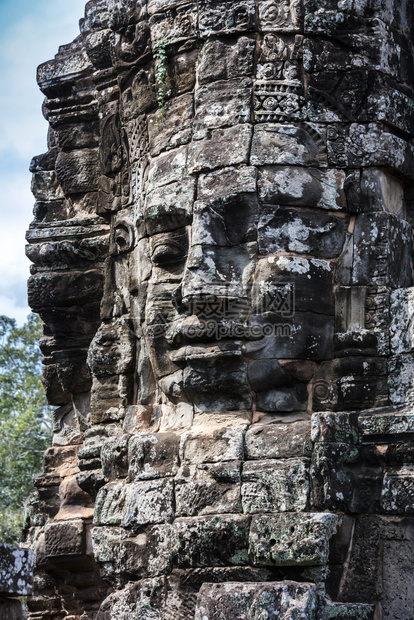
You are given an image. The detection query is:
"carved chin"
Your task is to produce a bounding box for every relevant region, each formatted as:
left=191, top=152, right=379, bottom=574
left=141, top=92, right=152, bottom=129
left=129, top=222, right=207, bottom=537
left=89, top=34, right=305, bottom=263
left=182, top=359, right=252, bottom=412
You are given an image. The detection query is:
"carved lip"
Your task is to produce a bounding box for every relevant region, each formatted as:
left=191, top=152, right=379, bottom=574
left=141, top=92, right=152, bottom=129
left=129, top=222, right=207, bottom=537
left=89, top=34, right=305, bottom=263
left=170, top=342, right=242, bottom=362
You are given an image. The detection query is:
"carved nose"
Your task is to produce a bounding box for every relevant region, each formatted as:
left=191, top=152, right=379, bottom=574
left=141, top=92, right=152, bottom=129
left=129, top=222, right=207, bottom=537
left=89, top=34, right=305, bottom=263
left=181, top=245, right=217, bottom=305
left=186, top=245, right=204, bottom=271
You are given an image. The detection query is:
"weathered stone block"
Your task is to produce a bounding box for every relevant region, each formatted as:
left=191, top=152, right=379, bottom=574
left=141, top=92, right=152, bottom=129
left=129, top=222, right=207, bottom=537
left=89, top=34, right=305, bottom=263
left=37, top=45, right=92, bottom=94
left=0, top=544, right=33, bottom=596
left=192, top=195, right=258, bottom=246
left=28, top=269, right=104, bottom=312
left=94, top=481, right=126, bottom=525
left=381, top=517, right=414, bottom=619
left=175, top=461, right=242, bottom=517
left=0, top=599, right=26, bottom=620
left=198, top=166, right=257, bottom=201
left=198, top=36, right=255, bottom=85
left=148, top=93, right=193, bottom=156
left=359, top=409, right=414, bottom=442
left=313, top=357, right=388, bottom=412
left=242, top=458, right=310, bottom=513
left=96, top=578, right=166, bottom=620
left=361, top=168, right=404, bottom=217
left=101, top=434, right=130, bottom=480
left=381, top=466, right=414, bottom=514
left=146, top=146, right=189, bottom=192
left=173, top=515, right=251, bottom=567
left=123, top=479, right=174, bottom=527
left=311, top=412, right=358, bottom=444
left=55, top=149, right=99, bottom=194
left=334, top=285, right=390, bottom=357
left=54, top=120, right=100, bottom=152
left=149, top=5, right=197, bottom=47
left=258, top=166, right=346, bottom=210
left=145, top=524, right=175, bottom=577
left=245, top=420, right=312, bottom=460
left=180, top=426, right=245, bottom=464
left=250, top=123, right=326, bottom=167
left=322, top=602, right=375, bottom=620
left=352, top=213, right=412, bottom=287
left=183, top=354, right=253, bottom=413
left=128, top=433, right=180, bottom=480
left=92, top=526, right=122, bottom=565
left=248, top=363, right=309, bottom=400
left=390, top=288, right=414, bottom=355
left=259, top=0, right=304, bottom=31
left=188, top=125, right=252, bottom=174
left=198, top=0, right=256, bottom=38
left=326, top=124, right=414, bottom=180
left=258, top=206, right=348, bottom=258
left=252, top=255, right=334, bottom=315
left=388, top=354, right=414, bottom=406
left=245, top=312, right=334, bottom=363
left=31, top=170, right=64, bottom=202
left=44, top=520, right=85, bottom=558
left=165, top=567, right=273, bottom=620
left=195, top=581, right=319, bottom=620
left=249, top=513, right=341, bottom=566
left=330, top=515, right=412, bottom=608
left=303, top=0, right=412, bottom=35
left=110, top=533, right=154, bottom=580
left=311, top=442, right=383, bottom=513
left=195, top=78, right=252, bottom=131
left=144, top=178, right=195, bottom=235
left=148, top=0, right=189, bottom=16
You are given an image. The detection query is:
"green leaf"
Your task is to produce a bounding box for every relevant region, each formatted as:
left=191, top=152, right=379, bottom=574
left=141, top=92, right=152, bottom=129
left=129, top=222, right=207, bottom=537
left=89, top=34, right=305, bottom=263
left=0, top=314, right=52, bottom=544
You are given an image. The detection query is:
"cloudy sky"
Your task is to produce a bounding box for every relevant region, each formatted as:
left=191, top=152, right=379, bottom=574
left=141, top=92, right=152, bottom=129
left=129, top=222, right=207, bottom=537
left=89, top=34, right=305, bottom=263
left=0, top=0, right=87, bottom=324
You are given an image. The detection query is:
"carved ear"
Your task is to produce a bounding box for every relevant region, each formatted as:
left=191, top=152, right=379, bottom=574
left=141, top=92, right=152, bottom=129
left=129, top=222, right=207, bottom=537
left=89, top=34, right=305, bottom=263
left=110, top=220, right=136, bottom=255
left=112, top=22, right=151, bottom=68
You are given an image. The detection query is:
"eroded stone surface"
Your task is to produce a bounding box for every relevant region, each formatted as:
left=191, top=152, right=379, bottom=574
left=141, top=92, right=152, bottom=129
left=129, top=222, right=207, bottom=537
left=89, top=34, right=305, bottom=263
left=194, top=581, right=319, bottom=620
left=23, top=0, right=414, bottom=618
left=0, top=544, right=34, bottom=597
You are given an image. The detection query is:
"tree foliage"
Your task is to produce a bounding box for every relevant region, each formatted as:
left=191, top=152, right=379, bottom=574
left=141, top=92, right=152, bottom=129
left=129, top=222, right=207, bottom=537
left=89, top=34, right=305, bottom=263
left=0, top=314, right=52, bottom=543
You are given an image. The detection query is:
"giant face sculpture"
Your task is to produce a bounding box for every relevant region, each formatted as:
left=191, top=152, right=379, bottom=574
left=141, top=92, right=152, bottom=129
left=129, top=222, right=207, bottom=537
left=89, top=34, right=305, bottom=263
left=87, top=5, right=357, bottom=426
left=25, top=0, right=414, bottom=618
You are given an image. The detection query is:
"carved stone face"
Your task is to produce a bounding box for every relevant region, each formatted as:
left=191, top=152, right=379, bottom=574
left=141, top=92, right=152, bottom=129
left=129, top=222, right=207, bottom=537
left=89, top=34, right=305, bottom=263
left=26, top=1, right=414, bottom=618
left=102, top=6, right=412, bottom=424
left=26, top=0, right=414, bottom=429
left=139, top=154, right=339, bottom=416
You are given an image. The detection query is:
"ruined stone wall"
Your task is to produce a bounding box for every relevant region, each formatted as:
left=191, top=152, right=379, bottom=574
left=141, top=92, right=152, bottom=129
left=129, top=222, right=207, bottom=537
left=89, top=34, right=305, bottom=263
left=24, top=0, right=414, bottom=618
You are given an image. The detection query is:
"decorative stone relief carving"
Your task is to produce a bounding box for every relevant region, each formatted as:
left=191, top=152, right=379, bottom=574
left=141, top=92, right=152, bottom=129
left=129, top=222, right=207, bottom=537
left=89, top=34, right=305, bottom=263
left=23, top=0, right=414, bottom=618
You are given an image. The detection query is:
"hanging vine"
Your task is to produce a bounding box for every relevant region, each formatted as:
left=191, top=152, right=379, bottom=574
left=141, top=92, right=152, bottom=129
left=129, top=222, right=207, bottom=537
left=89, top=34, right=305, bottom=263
left=153, top=40, right=168, bottom=123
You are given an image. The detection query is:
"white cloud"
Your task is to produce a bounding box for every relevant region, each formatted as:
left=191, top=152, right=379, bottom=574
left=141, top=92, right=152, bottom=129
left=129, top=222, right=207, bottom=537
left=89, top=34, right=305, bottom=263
left=0, top=0, right=88, bottom=324
left=0, top=295, right=32, bottom=326
left=0, top=0, right=88, bottom=158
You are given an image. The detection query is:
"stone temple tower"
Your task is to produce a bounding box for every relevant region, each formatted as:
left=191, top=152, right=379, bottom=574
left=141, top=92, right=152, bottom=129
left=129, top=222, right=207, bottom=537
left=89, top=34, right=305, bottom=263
left=24, top=0, right=414, bottom=618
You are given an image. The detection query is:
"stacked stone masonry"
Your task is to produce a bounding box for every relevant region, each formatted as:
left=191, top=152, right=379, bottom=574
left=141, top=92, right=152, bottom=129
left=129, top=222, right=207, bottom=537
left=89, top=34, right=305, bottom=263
left=0, top=544, right=34, bottom=619
left=24, top=0, right=414, bottom=618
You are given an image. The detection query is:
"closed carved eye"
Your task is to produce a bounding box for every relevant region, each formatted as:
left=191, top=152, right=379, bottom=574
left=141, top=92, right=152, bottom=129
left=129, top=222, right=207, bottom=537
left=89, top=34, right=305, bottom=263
left=152, top=242, right=187, bottom=265
left=150, top=229, right=189, bottom=266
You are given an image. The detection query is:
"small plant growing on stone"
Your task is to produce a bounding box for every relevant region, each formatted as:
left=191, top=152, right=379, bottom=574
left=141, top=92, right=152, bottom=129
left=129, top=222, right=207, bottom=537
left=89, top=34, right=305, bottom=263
left=154, top=40, right=168, bottom=123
